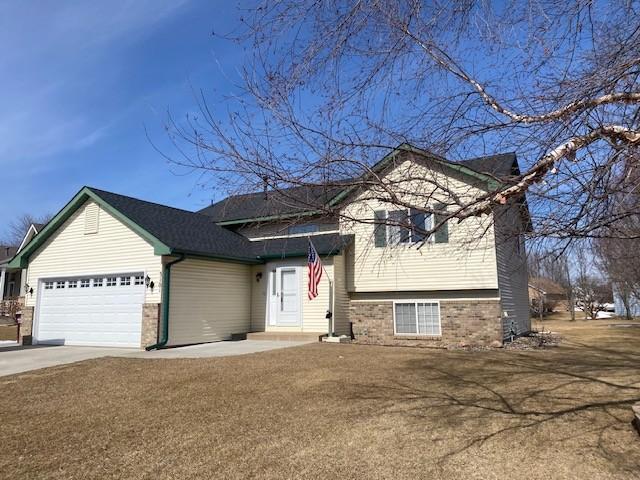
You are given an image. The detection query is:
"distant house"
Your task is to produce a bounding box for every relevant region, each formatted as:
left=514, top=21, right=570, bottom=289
left=613, top=287, right=640, bottom=318
left=0, top=223, right=44, bottom=302
left=528, top=277, right=568, bottom=312
left=0, top=245, right=19, bottom=301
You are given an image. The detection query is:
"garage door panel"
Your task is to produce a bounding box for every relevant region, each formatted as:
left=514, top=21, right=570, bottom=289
left=36, top=273, right=145, bottom=347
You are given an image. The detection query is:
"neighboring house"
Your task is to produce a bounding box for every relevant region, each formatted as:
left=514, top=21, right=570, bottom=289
left=613, top=287, right=640, bottom=318
left=0, top=223, right=44, bottom=302
left=9, top=145, right=530, bottom=348
left=528, top=277, right=569, bottom=312
left=0, top=245, right=19, bottom=301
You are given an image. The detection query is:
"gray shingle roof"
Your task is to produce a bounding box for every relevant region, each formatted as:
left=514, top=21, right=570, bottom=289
left=457, top=153, right=517, bottom=178
left=198, top=183, right=345, bottom=223
left=0, top=245, right=18, bottom=264
left=201, top=150, right=517, bottom=223
left=251, top=233, right=353, bottom=259
left=88, top=188, right=257, bottom=262
left=87, top=188, right=352, bottom=262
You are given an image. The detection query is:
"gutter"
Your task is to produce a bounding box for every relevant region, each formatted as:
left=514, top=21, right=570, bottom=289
left=145, top=253, right=186, bottom=350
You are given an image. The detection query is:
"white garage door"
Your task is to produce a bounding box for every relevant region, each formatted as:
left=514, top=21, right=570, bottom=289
left=35, top=273, right=146, bottom=347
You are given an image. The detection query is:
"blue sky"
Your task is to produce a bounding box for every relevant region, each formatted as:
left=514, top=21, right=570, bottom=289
left=0, top=1, right=247, bottom=240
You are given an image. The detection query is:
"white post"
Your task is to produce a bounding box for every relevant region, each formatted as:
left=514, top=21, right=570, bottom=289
left=327, top=277, right=334, bottom=337
left=0, top=268, right=6, bottom=302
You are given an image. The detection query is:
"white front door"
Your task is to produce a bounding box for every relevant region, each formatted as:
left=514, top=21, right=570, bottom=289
left=35, top=273, right=145, bottom=347
left=268, top=265, right=302, bottom=326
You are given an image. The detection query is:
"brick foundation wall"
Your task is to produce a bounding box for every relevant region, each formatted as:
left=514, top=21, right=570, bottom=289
left=141, top=303, right=161, bottom=348
left=350, top=299, right=503, bottom=347
left=19, top=305, right=34, bottom=346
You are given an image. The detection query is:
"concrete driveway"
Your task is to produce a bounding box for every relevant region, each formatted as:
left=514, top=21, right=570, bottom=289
left=0, top=340, right=313, bottom=377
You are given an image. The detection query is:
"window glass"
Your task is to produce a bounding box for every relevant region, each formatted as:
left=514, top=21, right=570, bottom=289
left=395, top=302, right=440, bottom=336
left=44, top=281, right=54, bottom=290
left=287, top=224, right=319, bottom=235
left=120, top=276, right=131, bottom=286
left=395, top=303, right=417, bottom=334
left=80, top=279, right=90, bottom=288
left=134, top=275, right=144, bottom=285
left=106, top=277, right=117, bottom=287
left=417, top=303, right=440, bottom=335
left=93, top=278, right=104, bottom=287
left=388, top=210, right=410, bottom=244
left=68, top=280, right=78, bottom=288
left=56, top=281, right=65, bottom=289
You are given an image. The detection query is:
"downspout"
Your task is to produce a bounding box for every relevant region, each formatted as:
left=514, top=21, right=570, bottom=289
left=145, top=253, right=186, bottom=350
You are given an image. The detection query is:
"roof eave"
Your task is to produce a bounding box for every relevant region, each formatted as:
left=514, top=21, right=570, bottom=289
left=9, top=187, right=173, bottom=268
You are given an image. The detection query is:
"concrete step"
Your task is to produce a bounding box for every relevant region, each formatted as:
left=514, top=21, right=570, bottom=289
left=246, top=331, right=323, bottom=342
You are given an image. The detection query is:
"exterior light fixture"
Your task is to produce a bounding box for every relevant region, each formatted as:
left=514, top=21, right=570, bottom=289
left=255, top=272, right=263, bottom=282
left=145, top=275, right=155, bottom=290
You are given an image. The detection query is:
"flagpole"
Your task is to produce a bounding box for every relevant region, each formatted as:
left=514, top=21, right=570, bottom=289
left=309, top=238, right=334, bottom=337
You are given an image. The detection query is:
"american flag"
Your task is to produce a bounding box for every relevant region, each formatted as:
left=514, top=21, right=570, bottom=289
left=307, top=240, right=323, bottom=300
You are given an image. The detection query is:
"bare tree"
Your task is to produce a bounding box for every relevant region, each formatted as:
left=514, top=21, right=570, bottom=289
left=2, top=214, right=51, bottom=247
left=161, top=0, right=640, bottom=247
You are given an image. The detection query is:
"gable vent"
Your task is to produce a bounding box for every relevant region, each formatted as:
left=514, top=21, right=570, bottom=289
left=84, top=203, right=100, bottom=234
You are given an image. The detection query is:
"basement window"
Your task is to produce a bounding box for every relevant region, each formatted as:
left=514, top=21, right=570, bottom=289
left=394, top=301, right=441, bottom=336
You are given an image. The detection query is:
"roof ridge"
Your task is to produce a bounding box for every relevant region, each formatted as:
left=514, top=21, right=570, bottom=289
left=87, top=186, right=212, bottom=218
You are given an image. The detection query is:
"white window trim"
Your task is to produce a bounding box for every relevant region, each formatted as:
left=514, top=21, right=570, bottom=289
left=392, top=300, right=442, bottom=336
left=384, top=209, right=435, bottom=245
left=249, top=230, right=340, bottom=241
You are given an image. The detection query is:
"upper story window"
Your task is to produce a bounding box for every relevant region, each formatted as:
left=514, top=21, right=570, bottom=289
left=374, top=206, right=448, bottom=247
left=287, top=224, right=320, bottom=235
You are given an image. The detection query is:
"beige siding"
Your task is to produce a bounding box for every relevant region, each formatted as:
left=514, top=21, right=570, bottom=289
left=340, top=159, right=498, bottom=292
left=25, top=200, right=162, bottom=307
left=332, top=253, right=350, bottom=336
left=238, top=218, right=339, bottom=239
left=494, top=203, right=530, bottom=337
left=250, top=264, right=267, bottom=331
left=168, top=258, right=252, bottom=345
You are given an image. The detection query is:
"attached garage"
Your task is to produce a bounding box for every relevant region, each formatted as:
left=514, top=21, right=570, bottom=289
left=35, top=273, right=146, bottom=347
left=10, top=186, right=261, bottom=349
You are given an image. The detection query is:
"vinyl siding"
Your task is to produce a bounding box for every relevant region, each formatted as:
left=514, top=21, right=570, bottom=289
left=238, top=218, right=338, bottom=239
left=168, top=258, right=252, bottom=345
left=332, top=253, right=350, bottom=336
left=25, top=200, right=162, bottom=307
left=250, top=264, right=268, bottom=332
left=494, top=202, right=530, bottom=338
left=340, top=159, right=498, bottom=292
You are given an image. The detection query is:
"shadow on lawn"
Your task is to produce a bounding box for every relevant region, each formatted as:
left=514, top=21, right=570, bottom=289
left=344, top=342, right=640, bottom=471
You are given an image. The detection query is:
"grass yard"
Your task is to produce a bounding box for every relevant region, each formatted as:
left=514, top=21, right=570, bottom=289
left=1, top=316, right=639, bottom=479
left=0, top=324, right=17, bottom=341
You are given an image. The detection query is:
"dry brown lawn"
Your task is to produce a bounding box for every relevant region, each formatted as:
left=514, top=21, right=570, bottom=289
left=1, top=316, right=640, bottom=479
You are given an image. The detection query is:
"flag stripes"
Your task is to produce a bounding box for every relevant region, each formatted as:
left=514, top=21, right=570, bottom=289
left=307, top=240, right=322, bottom=300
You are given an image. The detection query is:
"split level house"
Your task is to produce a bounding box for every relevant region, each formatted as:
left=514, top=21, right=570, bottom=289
left=9, top=145, right=530, bottom=349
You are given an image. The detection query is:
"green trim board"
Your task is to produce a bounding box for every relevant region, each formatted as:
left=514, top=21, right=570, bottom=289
left=8, top=187, right=173, bottom=268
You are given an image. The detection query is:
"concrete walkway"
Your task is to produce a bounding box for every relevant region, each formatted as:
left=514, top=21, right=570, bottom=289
left=0, top=340, right=313, bottom=377
left=125, top=339, right=312, bottom=359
